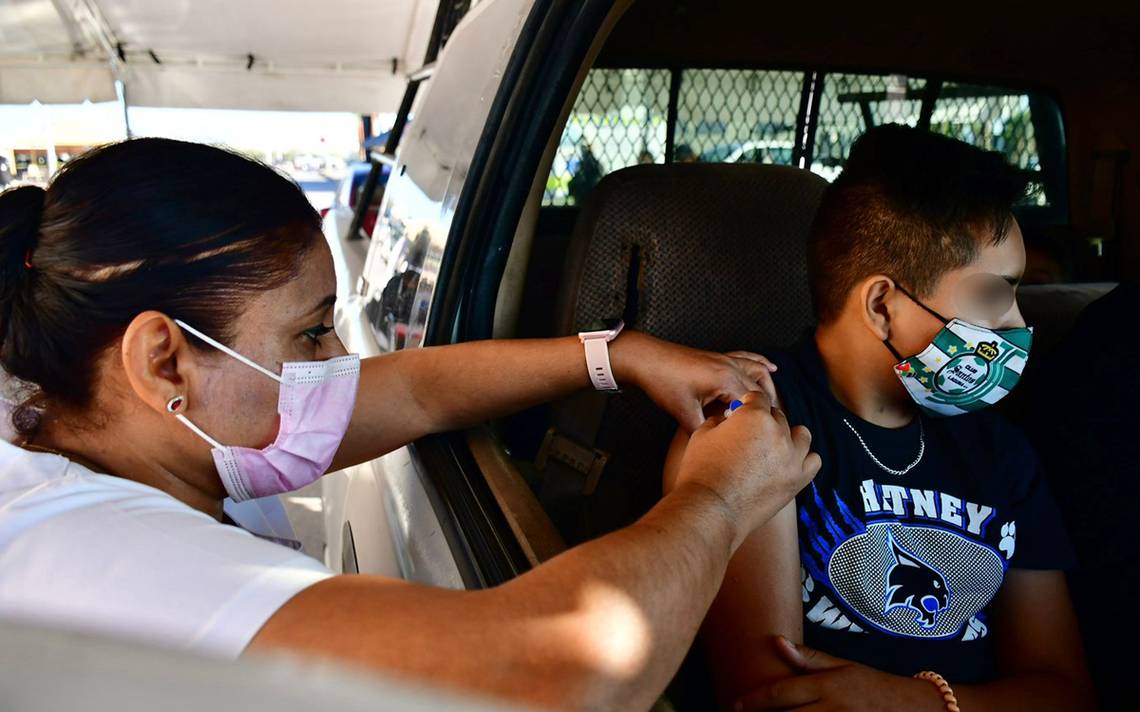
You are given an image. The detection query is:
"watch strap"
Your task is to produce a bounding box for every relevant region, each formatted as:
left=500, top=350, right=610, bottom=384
left=583, top=336, right=618, bottom=391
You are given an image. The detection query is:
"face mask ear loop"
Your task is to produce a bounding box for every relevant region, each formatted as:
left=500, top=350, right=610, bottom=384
left=880, top=281, right=910, bottom=363
left=894, top=283, right=951, bottom=326
left=167, top=395, right=225, bottom=450
left=174, top=413, right=225, bottom=450
left=173, top=319, right=284, bottom=384
left=883, top=338, right=905, bottom=363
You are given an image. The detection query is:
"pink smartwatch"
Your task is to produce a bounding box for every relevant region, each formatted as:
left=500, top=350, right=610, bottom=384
left=578, top=319, right=624, bottom=392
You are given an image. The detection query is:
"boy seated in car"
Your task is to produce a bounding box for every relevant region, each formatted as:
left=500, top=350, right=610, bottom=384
left=665, top=125, right=1093, bottom=711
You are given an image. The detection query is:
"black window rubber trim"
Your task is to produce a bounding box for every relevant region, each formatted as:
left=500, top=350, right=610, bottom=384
left=410, top=435, right=526, bottom=589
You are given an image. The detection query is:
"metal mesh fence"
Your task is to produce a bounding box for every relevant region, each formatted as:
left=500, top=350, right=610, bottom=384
left=930, top=83, right=1040, bottom=170
left=544, top=68, right=1053, bottom=207
left=543, top=69, right=670, bottom=206
left=810, top=73, right=928, bottom=181
left=675, top=69, right=802, bottom=165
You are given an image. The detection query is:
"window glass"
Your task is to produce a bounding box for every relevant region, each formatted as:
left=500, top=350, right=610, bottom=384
left=543, top=69, right=670, bottom=207
left=544, top=68, right=1060, bottom=209
left=929, top=84, right=1045, bottom=205
left=811, top=75, right=1049, bottom=205
left=675, top=69, right=802, bottom=166
left=810, top=73, right=926, bottom=181
left=359, top=0, right=537, bottom=352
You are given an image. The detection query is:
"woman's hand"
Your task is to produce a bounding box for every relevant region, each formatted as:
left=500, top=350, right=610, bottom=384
left=609, top=331, right=780, bottom=433
left=736, top=637, right=945, bottom=712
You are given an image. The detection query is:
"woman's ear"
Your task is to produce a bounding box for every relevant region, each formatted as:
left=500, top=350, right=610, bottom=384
left=859, top=275, right=896, bottom=342
left=119, top=311, right=194, bottom=414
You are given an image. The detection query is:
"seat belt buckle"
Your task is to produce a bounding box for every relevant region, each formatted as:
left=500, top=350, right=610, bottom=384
left=536, top=427, right=609, bottom=495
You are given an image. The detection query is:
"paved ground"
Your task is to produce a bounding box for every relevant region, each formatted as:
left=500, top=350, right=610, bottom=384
left=281, top=481, right=330, bottom=566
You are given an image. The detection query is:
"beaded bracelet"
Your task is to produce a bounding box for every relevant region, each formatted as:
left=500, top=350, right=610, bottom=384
left=914, top=670, right=961, bottom=712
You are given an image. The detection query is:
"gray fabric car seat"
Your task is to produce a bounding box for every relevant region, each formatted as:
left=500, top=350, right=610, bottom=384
left=536, top=163, right=828, bottom=544
left=0, top=620, right=525, bottom=712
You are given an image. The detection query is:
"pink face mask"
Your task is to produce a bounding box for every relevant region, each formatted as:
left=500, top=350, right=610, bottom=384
left=170, top=320, right=360, bottom=502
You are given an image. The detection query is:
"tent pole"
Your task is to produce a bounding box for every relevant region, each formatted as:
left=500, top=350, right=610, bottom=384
left=40, top=101, right=58, bottom=179
left=116, top=79, right=132, bottom=139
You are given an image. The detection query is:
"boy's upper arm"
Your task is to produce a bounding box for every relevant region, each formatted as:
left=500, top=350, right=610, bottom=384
left=664, top=411, right=803, bottom=708
left=702, top=503, right=803, bottom=707
left=994, top=569, right=1092, bottom=685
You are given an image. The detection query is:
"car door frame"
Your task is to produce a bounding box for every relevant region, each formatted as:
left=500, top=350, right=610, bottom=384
left=405, top=0, right=625, bottom=588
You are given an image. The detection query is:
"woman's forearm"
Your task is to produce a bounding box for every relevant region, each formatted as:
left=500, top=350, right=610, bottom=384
left=332, top=330, right=775, bottom=474
left=404, top=335, right=594, bottom=432
left=250, top=481, right=740, bottom=711
left=493, top=480, right=740, bottom=709
left=332, top=333, right=647, bottom=470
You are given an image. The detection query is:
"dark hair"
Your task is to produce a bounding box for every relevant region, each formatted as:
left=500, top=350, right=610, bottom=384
left=807, top=124, right=1034, bottom=323
left=0, top=138, right=321, bottom=434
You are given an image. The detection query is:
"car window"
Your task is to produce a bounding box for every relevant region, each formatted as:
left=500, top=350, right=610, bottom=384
left=676, top=69, right=802, bottom=167
left=543, top=69, right=670, bottom=207
left=930, top=83, right=1044, bottom=182
left=543, top=68, right=1062, bottom=210
left=812, top=75, right=1048, bottom=204
left=810, top=73, right=928, bottom=181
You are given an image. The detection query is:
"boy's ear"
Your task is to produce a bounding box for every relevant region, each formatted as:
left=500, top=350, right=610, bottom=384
left=859, top=275, right=896, bottom=342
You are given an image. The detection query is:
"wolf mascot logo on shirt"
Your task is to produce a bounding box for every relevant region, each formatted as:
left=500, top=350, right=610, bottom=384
left=884, top=534, right=950, bottom=628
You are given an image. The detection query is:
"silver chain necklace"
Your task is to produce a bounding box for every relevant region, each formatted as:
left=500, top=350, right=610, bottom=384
left=842, top=417, right=925, bottom=477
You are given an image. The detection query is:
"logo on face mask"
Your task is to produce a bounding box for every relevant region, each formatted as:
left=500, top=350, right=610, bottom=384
left=928, top=340, right=1003, bottom=399
left=929, top=339, right=999, bottom=396
left=975, top=342, right=999, bottom=361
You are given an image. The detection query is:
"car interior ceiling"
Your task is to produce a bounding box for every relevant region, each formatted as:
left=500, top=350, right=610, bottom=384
left=475, top=2, right=1136, bottom=703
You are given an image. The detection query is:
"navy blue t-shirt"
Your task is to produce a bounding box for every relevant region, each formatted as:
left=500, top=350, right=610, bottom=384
left=771, top=338, right=1074, bottom=683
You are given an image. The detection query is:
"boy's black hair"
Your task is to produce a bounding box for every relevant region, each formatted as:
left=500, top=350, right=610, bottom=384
left=808, top=124, right=1034, bottom=323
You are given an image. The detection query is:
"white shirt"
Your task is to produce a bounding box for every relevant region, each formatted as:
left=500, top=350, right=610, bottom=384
left=0, top=439, right=333, bottom=658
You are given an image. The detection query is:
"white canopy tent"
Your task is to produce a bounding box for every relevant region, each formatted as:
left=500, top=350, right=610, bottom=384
left=0, top=0, right=439, bottom=113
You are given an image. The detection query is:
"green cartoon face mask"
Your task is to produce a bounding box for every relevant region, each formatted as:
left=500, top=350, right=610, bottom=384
left=886, top=285, right=1033, bottom=417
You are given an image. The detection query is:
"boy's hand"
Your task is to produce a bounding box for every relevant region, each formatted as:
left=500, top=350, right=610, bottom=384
left=609, top=331, right=781, bottom=432
left=735, top=638, right=944, bottom=712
